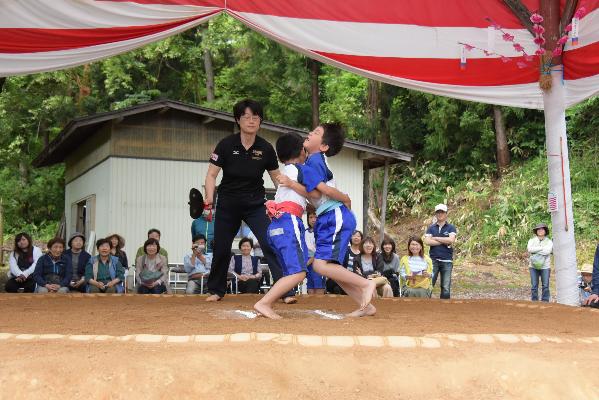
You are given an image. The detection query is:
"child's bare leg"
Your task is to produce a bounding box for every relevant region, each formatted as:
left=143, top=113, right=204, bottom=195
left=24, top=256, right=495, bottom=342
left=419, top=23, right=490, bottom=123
left=255, top=272, right=306, bottom=319
left=314, top=260, right=375, bottom=309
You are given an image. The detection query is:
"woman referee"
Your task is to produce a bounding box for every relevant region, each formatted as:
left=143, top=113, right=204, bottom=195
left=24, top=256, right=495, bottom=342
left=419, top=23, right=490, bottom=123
left=204, top=99, right=295, bottom=303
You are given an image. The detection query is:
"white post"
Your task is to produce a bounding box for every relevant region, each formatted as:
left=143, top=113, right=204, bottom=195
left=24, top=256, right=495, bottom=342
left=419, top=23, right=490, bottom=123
left=543, top=65, right=579, bottom=305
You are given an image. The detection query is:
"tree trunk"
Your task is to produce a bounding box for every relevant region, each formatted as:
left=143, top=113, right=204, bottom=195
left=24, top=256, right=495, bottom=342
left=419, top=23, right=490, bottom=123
left=203, top=49, right=215, bottom=102
left=378, top=84, right=392, bottom=148
left=367, top=79, right=380, bottom=143
left=493, top=106, right=511, bottom=175
left=309, top=60, right=320, bottom=129
left=0, top=77, right=5, bottom=93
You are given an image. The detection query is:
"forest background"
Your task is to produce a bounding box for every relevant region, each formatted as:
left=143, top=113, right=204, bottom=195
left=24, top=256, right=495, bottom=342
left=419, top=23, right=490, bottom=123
left=1, top=15, right=598, bottom=280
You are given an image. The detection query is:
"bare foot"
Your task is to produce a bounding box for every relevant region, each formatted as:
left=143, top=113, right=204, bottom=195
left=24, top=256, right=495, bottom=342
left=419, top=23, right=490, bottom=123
left=346, top=303, right=377, bottom=318
left=283, top=296, right=297, bottom=304
left=254, top=302, right=283, bottom=319
left=205, top=294, right=222, bottom=302
left=360, top=280, right=376, bottom=310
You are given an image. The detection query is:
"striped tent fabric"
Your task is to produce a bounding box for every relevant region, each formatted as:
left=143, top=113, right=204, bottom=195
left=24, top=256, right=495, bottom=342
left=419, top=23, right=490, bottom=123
left=1, top=0, right=598, bottom=109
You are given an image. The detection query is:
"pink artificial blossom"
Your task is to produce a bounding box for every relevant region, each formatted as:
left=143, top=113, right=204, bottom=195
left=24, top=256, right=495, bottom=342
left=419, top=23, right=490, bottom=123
left=564, top=23, right=572, bottom=33
left=574, top=7, right=587, bottom=19
left=464, top=44, right=475, bottom=51
left=517, top=61, right=528, bottom=69
left=534, top=35, right=546, bottom=46
left=535, top=48, right=546, bottom=56
left=558, top=35, right=569, bottom=45
left=483, top=50, right=492, bottom=56
left=501, top=56, right=512, bottom=63
left=502, top=33, right=515, bottom=42
left=530, top=13, right=544, bottom=24
left=533, top=24, right=545, bottom=35
left=552, top=47, right=563, bottom=57
left=513, top=43, right=525, bottom=52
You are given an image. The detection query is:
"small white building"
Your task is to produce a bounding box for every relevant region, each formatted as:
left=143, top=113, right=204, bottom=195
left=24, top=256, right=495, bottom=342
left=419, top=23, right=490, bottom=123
left=33, top=100, right=411, bottom=264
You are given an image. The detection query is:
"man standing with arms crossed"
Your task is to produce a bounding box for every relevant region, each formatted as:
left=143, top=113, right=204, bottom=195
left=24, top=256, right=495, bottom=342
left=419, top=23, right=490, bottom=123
left=424, top=204, right=457, bottom=299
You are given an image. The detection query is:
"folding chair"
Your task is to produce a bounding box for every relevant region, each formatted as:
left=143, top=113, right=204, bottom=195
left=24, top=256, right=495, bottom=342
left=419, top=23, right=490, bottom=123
left=168, top=264, right=189, bottom=294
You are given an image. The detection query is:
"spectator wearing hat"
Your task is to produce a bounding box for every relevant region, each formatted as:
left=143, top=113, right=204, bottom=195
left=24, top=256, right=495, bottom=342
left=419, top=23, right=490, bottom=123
left=579, top=263, right=594, bottom=305
left=85, top=238, right=125, bottom=293
left=527, top=223, right=553, bottom=302
left=424, top=204, right=457, bottom=299
left=583, top=244, right=599, bottom=308
left=64, top=232, right=91, bottom=293
left=5, top=232, right=42, bottom=293
left=33, top=238, right=72, bottom=294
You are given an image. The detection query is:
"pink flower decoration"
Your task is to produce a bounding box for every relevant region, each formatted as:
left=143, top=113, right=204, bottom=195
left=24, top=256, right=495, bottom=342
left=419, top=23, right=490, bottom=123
left=552, top=47, right=563, bottom=57
left=574, top=7, right=586, bottom=19
left=533, top=24, right=545, bottom=35
left=534, top=35, right=546, bottom=46
left=502, top=33, right=515, bottom=42
left=501, top=56, right=512, bottom=63
left=558, top=35, right=569, bottom=45
left=513, top=43, right=525, bottom=52
left=464, top=44, right=475, bottom=51
left=530, top=13, right=544, bottom=24
left=535, top=48, right=546, bottom=56
left=517, top=61, right=528, bottom=69
left=564, top=23, right=572, bottom=33
left=483, top=50, right=492, bottom=56
left=525, top=55, right=534, bottom=62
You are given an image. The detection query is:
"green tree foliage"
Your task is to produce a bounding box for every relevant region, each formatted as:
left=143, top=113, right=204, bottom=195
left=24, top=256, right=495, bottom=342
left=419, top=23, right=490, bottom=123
left=0, top=13, right=597, bottom=257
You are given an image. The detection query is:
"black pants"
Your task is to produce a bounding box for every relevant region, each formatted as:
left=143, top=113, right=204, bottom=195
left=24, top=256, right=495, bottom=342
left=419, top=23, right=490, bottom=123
left=208, top=194, right=293, bottom=298
left=5, top=277, right=36, bottom=293
left=233, top=278, right=261, bottom=294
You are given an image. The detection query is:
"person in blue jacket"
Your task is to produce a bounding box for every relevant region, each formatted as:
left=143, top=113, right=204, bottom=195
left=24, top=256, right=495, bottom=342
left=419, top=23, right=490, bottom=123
left=33, top=237, right=72, bottom=294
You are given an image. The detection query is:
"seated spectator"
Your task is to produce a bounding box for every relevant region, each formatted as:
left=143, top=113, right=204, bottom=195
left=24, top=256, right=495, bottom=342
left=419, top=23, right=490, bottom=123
left=65, top=232, right=91, bottom=293
left=5, top=232, right=42, bottom=293
left=579, top=263, right=594, bottom=305
left=183, top=234, right=212, bottom=294
left=108, top=233, right=129, bottom=270
left=85, top=238, right=125, bottom=293
left=583, top=244, right=599, bottom=308
left=136, top=228, right=169, bottom=261
left=228, top=237, right=262, bottom=294
left=527, top=223, right=553, bottom=302
left=379, top=238, right=401, bottom=297
left=328, top=230, right=363, bottom=294
left=33, top=237, right=72, bottom=294
left=136, top=238, right=169, bottom=294
left=399, top=236, right=433, bottom=298
left=354, top=237, right=393, bottom=298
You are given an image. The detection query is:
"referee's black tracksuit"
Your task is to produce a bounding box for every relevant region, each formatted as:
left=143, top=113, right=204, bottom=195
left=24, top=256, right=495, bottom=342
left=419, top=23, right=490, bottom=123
left=207, top=133, right=293, bottom=298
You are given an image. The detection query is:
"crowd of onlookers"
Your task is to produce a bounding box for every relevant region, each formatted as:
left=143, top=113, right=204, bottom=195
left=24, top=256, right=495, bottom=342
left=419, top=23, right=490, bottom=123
left=3, top=203, right=598, bottom=307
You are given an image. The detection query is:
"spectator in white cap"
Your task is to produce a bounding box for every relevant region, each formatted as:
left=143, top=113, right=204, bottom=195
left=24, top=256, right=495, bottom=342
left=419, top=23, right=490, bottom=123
left=579, top=263, right=594, bottom=305
left=423, top=203, right=457, bottom=299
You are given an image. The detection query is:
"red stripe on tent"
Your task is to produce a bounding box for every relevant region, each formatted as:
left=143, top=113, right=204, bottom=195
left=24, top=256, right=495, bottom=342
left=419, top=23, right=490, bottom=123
left=228, top=0, right=538, bottom=27
left=0, top=13, right=218, bottom=53
left=564, top=41, right=599, bottom=80
left=98, top=0, right=225, bottom=6
left=315, top=51, right=540, bottom=86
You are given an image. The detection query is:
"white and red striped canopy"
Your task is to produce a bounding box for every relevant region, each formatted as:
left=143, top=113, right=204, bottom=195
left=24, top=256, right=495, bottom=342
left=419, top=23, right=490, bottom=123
left=1, top=0, right=598, bottom=109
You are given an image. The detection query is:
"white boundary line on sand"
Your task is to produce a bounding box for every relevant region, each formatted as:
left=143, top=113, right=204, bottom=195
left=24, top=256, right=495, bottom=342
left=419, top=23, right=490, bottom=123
left=1, top=332, right=598, bottom=348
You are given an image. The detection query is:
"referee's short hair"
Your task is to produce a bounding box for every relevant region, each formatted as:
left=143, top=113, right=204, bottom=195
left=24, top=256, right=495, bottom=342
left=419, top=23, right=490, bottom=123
left=320, top=122, right=345, bottom=157
left=233, top=99, right=264, bottom=128
left=276, top=132, right=304, bottom=163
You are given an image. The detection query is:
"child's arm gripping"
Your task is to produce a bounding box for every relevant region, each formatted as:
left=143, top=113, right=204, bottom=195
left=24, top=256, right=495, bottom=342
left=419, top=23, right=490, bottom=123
left=315, top=183, right=351, bottom=210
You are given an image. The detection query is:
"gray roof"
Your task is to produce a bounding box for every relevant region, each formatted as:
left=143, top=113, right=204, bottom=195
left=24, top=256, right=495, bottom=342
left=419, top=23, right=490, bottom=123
left=33, top=99, right=412, bottom=168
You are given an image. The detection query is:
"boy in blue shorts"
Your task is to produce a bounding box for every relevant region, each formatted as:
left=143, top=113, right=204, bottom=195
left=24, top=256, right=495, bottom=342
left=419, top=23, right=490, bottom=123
left=278, top=123, right=376, bottom=317
left=254, top=132, right=351, bottom=319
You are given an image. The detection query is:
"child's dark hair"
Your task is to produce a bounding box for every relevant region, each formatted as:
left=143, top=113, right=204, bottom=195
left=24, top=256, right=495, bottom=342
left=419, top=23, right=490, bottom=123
left=239, top=237, right=254, bottom=249
left=306, top=205, right=317, bottom=229
left=276, top=132, right=304, bottom=163
left=320, top=122, right=345, bottom=157
left=233, top=99, right=264, bottom=129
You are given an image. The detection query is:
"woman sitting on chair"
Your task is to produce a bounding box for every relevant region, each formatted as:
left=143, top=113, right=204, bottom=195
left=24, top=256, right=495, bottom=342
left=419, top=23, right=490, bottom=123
left=228, top=237, right=262, bottom=294
left=136, top=238, right=169, bottom=294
